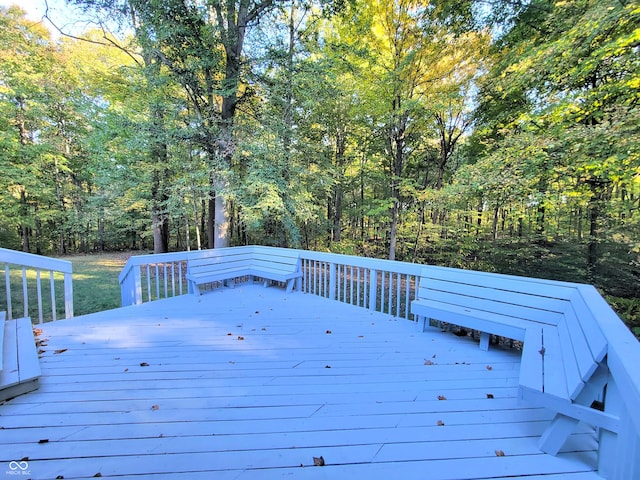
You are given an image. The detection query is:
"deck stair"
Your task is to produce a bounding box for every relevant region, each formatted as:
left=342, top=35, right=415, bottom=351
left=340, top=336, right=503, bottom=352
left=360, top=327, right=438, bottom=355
left=0, top=312, right=41, bottom=401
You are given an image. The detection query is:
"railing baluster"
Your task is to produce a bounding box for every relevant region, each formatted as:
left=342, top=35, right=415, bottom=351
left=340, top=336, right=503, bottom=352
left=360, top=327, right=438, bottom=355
left=155, top=264, right=160, bottom=300
left=50, top=271, right=57, bottom=322
left=146, top=265, right=151, bottom=302
left=163, top=263, right=168, bottom=298
left=369, top=269, right=377, bottom=311
left=357, top=267, right=361, bottom=308
left=36, top=269, right=43, bottom=324
left=5, top=264, right=12, bottom=320
left=380, top=271, right=386, bottom=313
left=21, top=267, right=28, bottom=318
left=396, top=273, right=401, bottom=317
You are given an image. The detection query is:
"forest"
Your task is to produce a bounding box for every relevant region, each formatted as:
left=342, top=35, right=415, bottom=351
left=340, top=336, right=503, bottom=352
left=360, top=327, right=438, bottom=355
left=0, top=1, right=639, bottom=323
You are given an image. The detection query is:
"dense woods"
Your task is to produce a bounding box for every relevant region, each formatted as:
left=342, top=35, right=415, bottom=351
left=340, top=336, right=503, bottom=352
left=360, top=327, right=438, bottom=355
left=0, top=1, right=638, bottom=316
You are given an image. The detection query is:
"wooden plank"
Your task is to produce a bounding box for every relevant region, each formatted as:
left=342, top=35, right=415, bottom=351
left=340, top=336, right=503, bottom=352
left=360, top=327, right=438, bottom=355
left=412, top=299, right=529, bottom=341
left=555, top=320, right=585, bottom=400
left=420, top=266, right=578, bottom=299
left=540, top=326, right=568, bottom=399
left=0, top=286, right=600, bottom=479
left=569, top=290, right=607, bottom=362
left=0, top=319, right=18, bottom=391
left=519, top=326, right=543, bottom=393
left=423, top=278, right=569, bottom=316
left=562, top=304, right=600, bottom=382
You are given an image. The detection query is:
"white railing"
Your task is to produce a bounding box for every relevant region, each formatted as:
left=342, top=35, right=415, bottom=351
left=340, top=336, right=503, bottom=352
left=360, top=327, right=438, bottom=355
left=119, top=246, right=424, bottom=321
left=118, top=245, right=640, bottom=479
left=0, top=247, right=74, bottom=323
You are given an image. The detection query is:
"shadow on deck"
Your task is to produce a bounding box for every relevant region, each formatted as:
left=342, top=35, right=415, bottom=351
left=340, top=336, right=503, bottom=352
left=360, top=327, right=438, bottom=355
left=0, top=285, right=600, bottom=479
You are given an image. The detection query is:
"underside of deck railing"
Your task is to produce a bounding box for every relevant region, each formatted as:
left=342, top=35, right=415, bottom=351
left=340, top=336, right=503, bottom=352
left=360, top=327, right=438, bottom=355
left=118, top=245, right=640, bottom=479
left=0, top=247, right=73, bottom=323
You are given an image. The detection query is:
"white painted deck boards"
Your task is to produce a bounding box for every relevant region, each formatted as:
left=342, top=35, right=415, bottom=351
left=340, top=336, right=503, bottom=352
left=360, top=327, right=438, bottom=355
left=0, top=285, right=600, bottom=479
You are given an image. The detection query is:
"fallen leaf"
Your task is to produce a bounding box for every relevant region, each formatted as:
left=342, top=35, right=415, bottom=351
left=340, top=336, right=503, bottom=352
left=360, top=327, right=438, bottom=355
left=227, top=333, right=233, bottom=336
left=237, top=336, right=245, bottom=340
left=56, top=476, right=64, bottom=479
left=486, top=394, right=495, bottom=399
left=151, top=405, right=160, bottom=411
left=313, top=456, right=325, bottom=466
left=437, top=420, right=445, bottom=426
left=33, top=328, right=43, bottom=336
left=495, top=450, right=505, bottom=457
left=124, top=368, right=129, bottom=372
left=54, top=349, right=68, bottom=354
left=140, top=362, right=150, bottom=367
left=38, top=439, right=49, bottom=443
left=38, top=349, right=46, bottom=355
left=325, top=365, right=331, bottom=369
left=261, top=328, right=267, bottom=331
left=255, top=311, right=260, bottom=314
left=486, top=365, right=493, bottom=371
left=437, top=395, right=447, bottom=400
left=432, top=354, right=437, bottom=358
left=94, top=474, right=103, bottom=478
left=325, top=330, right=332, bottom=334
left=358, top=336, right=365, bottom=339
left=424, top=359, right=435, bottom=366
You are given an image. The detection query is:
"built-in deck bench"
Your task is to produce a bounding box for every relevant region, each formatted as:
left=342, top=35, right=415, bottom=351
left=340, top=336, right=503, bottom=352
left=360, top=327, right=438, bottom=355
left=0, top=314, right=41, bottom=401
left=411, top=267, right=617, bottom=456
left=186, top=247, right=302, bottom=295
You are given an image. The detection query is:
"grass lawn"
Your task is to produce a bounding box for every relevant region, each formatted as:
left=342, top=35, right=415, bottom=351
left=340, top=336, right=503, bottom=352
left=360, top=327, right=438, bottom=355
left=1, top=251, right=136, bottom=322
left=67, top=252, right=136, bottom=316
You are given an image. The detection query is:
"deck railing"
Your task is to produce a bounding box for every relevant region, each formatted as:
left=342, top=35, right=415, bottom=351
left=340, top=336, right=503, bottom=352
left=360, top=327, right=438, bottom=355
left=118, top=246, right=424, bottom=321
left=118, top=245, right=640, bottom=479
left=0, top=247, right=74, bottom=322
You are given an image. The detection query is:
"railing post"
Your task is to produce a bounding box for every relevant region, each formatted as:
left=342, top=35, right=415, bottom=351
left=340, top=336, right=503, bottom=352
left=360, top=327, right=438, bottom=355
left=369, top=269, right=378, bottom=311
left=64, top=271, right=74, bottom=319
left=329, top=263, right=337, bottom=300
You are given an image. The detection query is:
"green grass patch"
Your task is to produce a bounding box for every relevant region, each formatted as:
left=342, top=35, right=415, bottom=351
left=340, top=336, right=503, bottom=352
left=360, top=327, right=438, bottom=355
left=1, top=251, right=134, bottom=322
left=66, top=252, right=134, bottom=317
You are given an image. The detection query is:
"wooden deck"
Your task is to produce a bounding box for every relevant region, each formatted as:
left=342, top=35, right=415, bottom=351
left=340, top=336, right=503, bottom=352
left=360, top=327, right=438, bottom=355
left=0, top=285, right=601, bottom=479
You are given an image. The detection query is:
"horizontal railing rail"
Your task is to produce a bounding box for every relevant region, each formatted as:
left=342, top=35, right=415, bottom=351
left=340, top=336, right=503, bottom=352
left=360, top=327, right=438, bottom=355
left=0, top=247, right=73, bottom=322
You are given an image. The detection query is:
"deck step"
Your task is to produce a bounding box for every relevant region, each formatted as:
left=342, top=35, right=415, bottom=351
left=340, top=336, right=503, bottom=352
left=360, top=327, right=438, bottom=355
left=0, top=317, right=41, bottom=402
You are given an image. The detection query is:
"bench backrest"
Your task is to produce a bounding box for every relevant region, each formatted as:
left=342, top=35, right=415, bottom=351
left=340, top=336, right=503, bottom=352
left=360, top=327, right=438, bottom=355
left=417, top=267, right=574, bottom=326
left=187, top=247, right=300, bottom=276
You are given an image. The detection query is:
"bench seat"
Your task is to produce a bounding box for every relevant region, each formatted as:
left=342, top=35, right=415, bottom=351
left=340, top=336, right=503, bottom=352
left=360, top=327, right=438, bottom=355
left=410, top=267, right=617, bottom=458
left=186, top=248, right=302, bottom=295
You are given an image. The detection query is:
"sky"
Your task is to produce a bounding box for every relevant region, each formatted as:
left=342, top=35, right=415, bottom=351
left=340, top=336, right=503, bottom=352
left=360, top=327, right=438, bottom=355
left=0, top=0, right=98, bottom=37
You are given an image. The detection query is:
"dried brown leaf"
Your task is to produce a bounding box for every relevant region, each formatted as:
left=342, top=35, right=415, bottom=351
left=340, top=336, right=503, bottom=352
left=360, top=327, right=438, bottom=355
left=38, top=439, right=49, bottom=443
left=151, top=405, right=160, bottom=411
left=325, top=330, right=332, bottom=334
left=495, top=450, right=505, bottom=457
left=33, top=328, right=43, bottom=336
left=424, top=360, right=435, bottom=366
left=437, top=420, right=445, bottom=426
left=237, top=336, right=245, bottom=340
left=54, top=349, right=67, bottom=355
left=140, top=362, right=149, bottom=367
left=313, top=456, right=325, bottom=466
left=486, top=393, right=495, bottom=399
left=437, top=395, right=447, bottom=400
left=486, top=365, right=493, bottom=371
